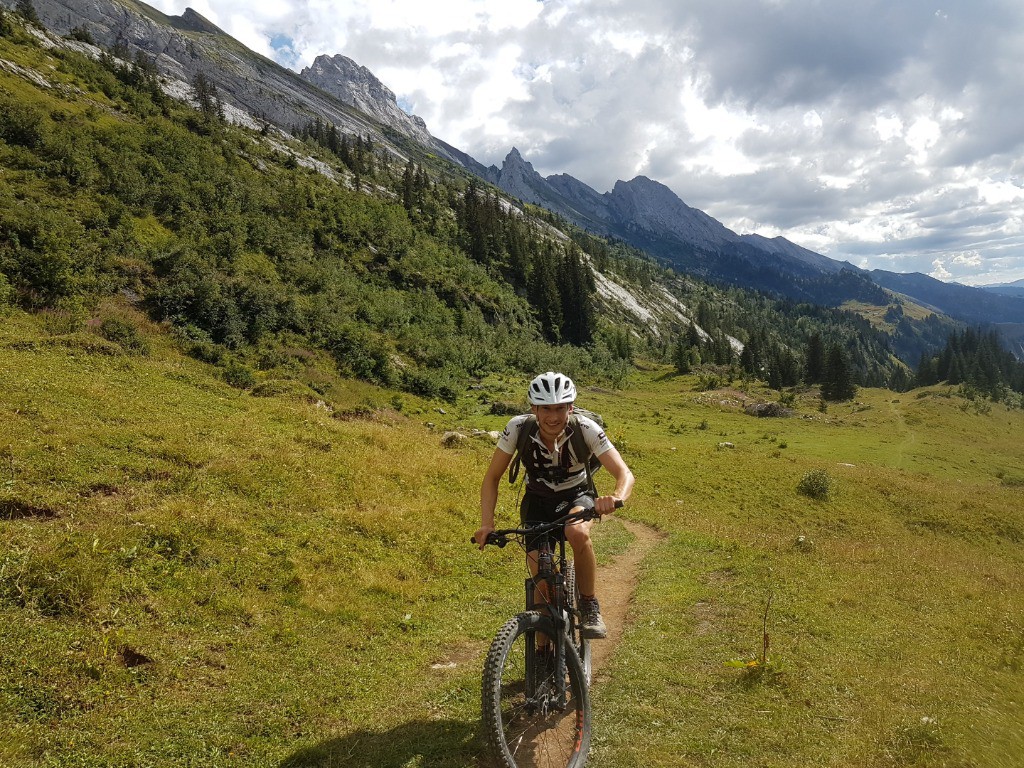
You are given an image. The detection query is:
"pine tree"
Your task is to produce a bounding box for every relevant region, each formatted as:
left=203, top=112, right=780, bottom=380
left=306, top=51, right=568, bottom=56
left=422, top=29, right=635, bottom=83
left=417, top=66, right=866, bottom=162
left=401, top=161, right=415, bottom=212
left=915, top=351, right=939, bottom=387
left=804, top=332, right=825, bottom=383
left=821, top=343, right=857, bottom=401
left=947, top=353, right=964, bottom=385
left=673, top=337, right=692, bottom=374
left=685, top=321, right=702, bottom=349
left=556, top=245, right=595, bottom=345
left=15, top=0, right=40, bottom=25
left=191, top=72, right=222, bottom=122
left=528, top=245, right=562, bottom=343
left=888, top=365, right=912, bottom=392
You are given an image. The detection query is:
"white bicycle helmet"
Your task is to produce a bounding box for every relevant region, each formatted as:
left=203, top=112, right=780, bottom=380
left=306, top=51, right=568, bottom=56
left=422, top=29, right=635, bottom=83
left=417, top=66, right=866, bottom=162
left=527, top=371, right=577, bottom=405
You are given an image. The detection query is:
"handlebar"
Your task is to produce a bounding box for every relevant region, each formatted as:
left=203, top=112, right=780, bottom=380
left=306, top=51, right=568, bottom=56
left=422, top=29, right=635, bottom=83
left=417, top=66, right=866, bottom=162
left=471, top=500, right=624, bottom=547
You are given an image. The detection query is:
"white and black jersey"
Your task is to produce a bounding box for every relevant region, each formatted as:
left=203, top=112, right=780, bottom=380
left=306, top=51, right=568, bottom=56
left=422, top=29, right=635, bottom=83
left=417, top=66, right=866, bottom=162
left=498, top=414, right=613, bottom=495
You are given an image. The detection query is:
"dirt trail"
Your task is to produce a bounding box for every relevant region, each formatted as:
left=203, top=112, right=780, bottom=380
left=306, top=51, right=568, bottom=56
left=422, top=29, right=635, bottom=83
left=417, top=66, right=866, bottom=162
left=589, top=517, right=664, bottom=680
left=888, top=398, right=918, bottom=470
left=474, top=517, right=663, bottom=768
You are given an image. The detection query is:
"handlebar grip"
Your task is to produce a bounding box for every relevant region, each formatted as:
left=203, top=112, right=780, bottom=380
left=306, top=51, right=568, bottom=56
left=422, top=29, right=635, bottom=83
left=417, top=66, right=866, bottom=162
left=614, top=499, right=624, bottom=509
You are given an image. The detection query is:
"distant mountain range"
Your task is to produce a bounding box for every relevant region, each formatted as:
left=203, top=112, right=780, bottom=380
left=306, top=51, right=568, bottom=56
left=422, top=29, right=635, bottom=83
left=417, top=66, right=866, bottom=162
left=9, top=0, right=1024, bottom=345
left=979, top=278, right=1024, bottom=298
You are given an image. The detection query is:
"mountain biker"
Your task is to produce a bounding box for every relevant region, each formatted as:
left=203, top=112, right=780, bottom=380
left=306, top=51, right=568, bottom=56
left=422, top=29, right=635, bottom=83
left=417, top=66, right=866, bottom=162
left=474, top=371, right=635, bottom=639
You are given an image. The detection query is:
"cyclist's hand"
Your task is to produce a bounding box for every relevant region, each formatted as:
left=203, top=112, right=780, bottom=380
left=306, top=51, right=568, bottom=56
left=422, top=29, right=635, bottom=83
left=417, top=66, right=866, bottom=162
left=473, top=525, right=494, bottom=550
left=595, top=496, right=622, bottom=516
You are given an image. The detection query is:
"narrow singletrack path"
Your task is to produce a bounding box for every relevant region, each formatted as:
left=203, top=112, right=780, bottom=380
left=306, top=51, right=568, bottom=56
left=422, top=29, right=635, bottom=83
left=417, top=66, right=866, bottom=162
left=887, top=398, right=918, bottom=470
left=588, top=517, right=664, bottom=681
left=475, top=516, right=663, bottom=768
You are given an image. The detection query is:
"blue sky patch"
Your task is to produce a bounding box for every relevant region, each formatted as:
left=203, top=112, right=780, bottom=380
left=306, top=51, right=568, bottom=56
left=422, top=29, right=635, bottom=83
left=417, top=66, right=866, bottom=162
left=269, top=33, right=298, bottom=68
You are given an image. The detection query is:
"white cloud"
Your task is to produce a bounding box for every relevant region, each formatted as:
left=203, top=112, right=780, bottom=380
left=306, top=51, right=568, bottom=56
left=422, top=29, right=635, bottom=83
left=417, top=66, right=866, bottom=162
left=874, top=114, right=903, bottom=141
left=952, top=252, right=983, bottom=268
left=977, top=178, right=1024, bottom=205
left=930, top=259, right=953, bottom=280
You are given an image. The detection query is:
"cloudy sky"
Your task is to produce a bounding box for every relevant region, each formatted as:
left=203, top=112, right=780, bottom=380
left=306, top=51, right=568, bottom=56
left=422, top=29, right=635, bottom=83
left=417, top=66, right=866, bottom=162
left=148, top=0, right=1024, bottom=285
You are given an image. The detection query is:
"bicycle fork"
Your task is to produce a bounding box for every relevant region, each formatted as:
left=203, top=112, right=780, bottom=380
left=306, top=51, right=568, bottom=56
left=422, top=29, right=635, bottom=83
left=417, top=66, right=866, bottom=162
left=524, top=573, right=571, bottom=711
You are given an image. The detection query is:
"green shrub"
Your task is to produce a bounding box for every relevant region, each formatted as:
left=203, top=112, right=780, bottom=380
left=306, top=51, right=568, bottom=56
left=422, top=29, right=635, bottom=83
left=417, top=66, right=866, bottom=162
left=489, top=400, right=524, bottom=416
left=0, top=95, right=45, bottom=149
left=401, top=366, right=460, bottom=403
left=98, top=316, right=150, bottom=354
left=797, top=469, right=834, bottom=500
left=0, top=271, right=12, bottom=309
left=67, top=25, right=94, bottom=44
left=328, top=324, right=395, bottom=386
left=223, top=360, right=256, bottom=390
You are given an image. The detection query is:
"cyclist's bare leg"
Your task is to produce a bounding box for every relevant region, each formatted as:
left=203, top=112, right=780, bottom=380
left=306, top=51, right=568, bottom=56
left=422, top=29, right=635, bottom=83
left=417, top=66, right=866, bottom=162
left=526, top=550, right=553, bottom=648
left=526, top=550, right=551, bottom=602
left=564, top=510, right=596, bottom=595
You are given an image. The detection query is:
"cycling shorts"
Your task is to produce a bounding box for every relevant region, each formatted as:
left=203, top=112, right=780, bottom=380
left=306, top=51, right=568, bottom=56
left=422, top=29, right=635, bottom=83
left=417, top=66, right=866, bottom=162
left=519, top=485, right=595, bottom=553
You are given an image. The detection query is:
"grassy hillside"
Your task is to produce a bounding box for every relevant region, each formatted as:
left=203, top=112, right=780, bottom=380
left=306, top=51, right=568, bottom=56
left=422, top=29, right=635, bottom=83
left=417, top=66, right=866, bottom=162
left=2, top=308, right=1023, bottom=767
left=0, top=11, right=978, bottom=401
left=3, top=12, right=1023, bottom=767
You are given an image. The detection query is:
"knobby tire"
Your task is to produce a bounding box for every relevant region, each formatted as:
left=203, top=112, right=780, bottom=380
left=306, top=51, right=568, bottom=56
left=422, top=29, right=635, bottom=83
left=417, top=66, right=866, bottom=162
left=564, top=561, right=592, bottom=686
left=482, top=611, right=591, bottom=768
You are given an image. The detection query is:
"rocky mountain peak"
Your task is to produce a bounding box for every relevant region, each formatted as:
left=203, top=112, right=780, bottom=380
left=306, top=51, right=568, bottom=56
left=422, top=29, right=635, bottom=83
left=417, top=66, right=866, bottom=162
left=487, top=147, right=551, bottom=205
left=174, top=8, right=225, bottom=35
left=611, top=176, right=704, bottom=214
left=300, top=54, right=431, bottom=144
left=501, top=147, right=536, bottom=174
left=609, top=176, right=734, bottom=248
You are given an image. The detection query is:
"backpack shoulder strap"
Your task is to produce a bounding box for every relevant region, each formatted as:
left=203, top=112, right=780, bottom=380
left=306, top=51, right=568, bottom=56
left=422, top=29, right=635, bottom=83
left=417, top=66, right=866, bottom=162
left=507, top=414, right=538, bottom=485
left=568, top=414, right=597, bottom=495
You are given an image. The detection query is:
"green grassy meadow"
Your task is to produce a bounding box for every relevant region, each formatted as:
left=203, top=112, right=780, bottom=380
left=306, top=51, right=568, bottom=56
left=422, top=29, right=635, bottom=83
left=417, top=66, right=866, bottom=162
left=2, top=309, right=1023, bottom=767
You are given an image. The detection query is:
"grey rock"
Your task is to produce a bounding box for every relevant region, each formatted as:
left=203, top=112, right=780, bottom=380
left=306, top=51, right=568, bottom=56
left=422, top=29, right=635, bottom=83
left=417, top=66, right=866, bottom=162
left=300, top=54, right=431, bottom=144
left=441, top=431, right=467, bottom=448
left=5, top=0, right=461, bottom=163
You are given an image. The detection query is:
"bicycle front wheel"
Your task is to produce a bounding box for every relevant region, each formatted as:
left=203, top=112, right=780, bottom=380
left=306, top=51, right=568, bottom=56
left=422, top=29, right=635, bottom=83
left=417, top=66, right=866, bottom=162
left=482, top=611, right=591, bottom=768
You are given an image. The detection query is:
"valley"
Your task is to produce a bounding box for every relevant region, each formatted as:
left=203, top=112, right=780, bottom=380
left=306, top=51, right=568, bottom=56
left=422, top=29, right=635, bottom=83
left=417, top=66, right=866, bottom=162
left=2, top=311, right=1022, bottom=767
left=1, top=5, right=1023, bottom=766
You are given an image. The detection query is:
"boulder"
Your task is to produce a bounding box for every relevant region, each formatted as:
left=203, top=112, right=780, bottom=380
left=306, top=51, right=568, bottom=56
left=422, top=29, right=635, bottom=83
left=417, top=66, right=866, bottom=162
left=441, top=431, right=467, bottom=448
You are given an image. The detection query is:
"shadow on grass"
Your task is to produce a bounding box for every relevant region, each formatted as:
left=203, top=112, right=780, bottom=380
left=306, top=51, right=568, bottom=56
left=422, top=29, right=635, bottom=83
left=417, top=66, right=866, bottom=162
left=279, top=718, right=484, bottom=768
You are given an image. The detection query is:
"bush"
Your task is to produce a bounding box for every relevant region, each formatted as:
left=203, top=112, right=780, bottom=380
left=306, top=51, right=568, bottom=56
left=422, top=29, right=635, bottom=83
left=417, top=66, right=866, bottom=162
left=98, top=316, right=149, bottom=354
left=402, top=366, right=460, bottom=403
left=223, top=360, right=256, bottom=390
left=328, top=324, right=395, bottom=386
left=0, top=271, right=12, bottom=309
left=67, top=25, right=94, bottom=44
left=797, top=469, right=834, bottom=500
left=489, top=400, right=525, bottom=416
left=0, top=95, right=45, bottom=149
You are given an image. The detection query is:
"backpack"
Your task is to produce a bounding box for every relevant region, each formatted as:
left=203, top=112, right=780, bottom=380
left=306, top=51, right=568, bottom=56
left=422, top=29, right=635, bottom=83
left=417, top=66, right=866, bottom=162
left=507, top=409, right=605, bottom=494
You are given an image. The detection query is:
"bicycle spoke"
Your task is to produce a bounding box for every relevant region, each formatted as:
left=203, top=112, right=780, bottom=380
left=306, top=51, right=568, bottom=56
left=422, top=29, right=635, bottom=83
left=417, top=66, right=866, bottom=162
left=484, top=614, right=589, bottom=768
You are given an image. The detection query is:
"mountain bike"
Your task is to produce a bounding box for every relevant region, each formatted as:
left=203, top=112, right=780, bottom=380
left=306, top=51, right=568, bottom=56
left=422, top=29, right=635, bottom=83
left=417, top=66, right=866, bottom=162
left=473, top=502, right=621, bottom=768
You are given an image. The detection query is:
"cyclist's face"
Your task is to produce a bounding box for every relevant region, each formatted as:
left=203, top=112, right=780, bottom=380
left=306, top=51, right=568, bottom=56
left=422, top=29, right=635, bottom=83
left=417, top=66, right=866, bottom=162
left=532, top=403, right=573, bottom=438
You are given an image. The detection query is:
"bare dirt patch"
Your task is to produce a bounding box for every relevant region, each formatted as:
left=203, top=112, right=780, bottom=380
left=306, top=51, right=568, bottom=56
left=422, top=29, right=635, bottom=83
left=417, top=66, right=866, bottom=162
left=0, top=499, right=59, bottom=520
left=590, top=518, right=664, bottom=681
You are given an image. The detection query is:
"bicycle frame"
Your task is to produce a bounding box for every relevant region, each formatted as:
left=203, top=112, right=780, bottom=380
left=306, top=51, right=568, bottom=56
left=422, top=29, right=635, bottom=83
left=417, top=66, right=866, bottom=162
left=475, top=509, right=598, bottom=711
left=524, top=534, right=573, bottom=708
left=476, top=503, right=620, bottom=768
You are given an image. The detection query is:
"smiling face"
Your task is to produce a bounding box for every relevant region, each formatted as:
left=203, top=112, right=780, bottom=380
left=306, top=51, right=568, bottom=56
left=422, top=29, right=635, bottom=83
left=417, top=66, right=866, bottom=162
left=531, top=402, right=573, bottom=444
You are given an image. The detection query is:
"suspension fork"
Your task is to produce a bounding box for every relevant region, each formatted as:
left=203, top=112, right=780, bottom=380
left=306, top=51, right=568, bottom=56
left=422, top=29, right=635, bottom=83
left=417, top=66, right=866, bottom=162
left=523, top=544, right=573, bottom=708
